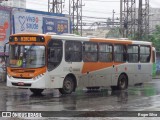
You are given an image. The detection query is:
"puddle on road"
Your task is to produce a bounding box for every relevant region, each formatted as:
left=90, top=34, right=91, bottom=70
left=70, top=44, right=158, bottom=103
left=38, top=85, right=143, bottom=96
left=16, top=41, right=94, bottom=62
left=128, top=85, right=157, bottom=97
left=1, top=79, right=160, bottom=111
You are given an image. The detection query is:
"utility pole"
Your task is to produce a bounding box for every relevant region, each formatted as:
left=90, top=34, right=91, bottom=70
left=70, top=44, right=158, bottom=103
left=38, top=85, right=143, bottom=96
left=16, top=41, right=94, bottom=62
left=138, top=0, right=143, bottom=40
left=48, top=0, right=64, bottom=13
left=137, top=0, right=149, bottom=40
left=70, top=0, right=84, bottom=36
left=120, top=0, right=136, bottom=38
left=112, top=9, right=115, bottom=28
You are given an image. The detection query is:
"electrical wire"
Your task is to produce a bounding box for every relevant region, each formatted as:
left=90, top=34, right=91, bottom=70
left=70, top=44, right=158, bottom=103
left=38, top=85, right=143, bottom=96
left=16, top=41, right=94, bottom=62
left=26, top=0, right=120, bottom=11
left=84, top=0, right=119, bottom=2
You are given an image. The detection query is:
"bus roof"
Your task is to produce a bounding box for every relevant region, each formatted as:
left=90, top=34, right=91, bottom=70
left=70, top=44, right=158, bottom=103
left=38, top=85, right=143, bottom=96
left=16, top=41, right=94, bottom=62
left=90, top=37, right=152, bottom=45
left=10, top=33, right=152, bottom=46
left=50, top=34, right=152, bottom=46
left=50, top=34, right=89, bottom=41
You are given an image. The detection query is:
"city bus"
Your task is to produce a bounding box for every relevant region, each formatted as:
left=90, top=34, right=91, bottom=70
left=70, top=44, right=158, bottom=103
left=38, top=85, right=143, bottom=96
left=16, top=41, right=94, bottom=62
left=6, top=33, right=155, bottom=95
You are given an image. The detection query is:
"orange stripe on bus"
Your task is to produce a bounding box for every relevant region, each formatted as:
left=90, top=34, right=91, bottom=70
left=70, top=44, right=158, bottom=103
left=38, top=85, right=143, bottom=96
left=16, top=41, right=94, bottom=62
left=90, top=38, right=132, bottom=44
left=7, top=67, right=47, bottom=78
left=82, top=62, right=124, bottom=74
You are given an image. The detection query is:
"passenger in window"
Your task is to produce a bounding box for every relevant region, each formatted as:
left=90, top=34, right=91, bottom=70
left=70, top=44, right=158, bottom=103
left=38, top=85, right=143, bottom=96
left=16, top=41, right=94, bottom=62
left=108, top=53, right=112, bottom=61
left=123, top=47, right=127, bottom=62
left=74, top=52, right=81, bottom=62
left=99, top=53, right=105, bottom=61
left=134, top=54, right=138, bottom=62
left=114, top=49, right=121, bottom=62
left=16, top=52, right=23, bottom=67
left=66, top=53, right=71, bottom=61
left=146, top=55, right=150, bottom=62
left=84, top=53, right=92, bottom=62
left=57, top=49, right=62, bottom=61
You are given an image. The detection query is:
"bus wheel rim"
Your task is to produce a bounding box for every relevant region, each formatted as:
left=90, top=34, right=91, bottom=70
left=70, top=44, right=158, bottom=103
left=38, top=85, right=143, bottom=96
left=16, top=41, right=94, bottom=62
left=120, top=78, right=126, bottom=88
left=64, top=80, right=72, bottom=91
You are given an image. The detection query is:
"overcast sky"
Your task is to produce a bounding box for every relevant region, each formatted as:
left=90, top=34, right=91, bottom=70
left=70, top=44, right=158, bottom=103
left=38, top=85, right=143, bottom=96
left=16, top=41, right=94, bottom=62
left=26, top=0, right=160, bottom=24
left=26, top=0, right=160, bottom=13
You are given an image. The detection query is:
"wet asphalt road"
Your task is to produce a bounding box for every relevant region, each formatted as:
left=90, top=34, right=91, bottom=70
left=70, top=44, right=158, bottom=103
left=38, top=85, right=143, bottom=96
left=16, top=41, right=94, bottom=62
left=1, top=79, right=160, bottom=119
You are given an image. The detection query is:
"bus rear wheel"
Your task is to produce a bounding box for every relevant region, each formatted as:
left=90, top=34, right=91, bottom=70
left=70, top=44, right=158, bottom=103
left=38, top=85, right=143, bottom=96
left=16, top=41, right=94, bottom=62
left=87, top=87, right=100, bottom=90
left=30, top=88, right=44, bottom=95
left=59, top=77, right=74, bottom=94
left=117, top=74, right=128, bottom=90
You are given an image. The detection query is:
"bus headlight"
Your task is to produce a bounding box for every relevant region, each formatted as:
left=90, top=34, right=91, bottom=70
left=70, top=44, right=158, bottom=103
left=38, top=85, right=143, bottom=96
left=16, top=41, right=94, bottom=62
left=8, top=74, right=12, bottom=79
left=29, top=74, right=34, bottom=77
left=33, top=74, right=44, bottom=80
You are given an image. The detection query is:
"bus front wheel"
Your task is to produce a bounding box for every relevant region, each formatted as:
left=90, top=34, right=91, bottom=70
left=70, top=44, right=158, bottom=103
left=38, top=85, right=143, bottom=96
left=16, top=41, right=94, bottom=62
left=30, top=88, right=44, bottom=95
left=117, top=74, right=128, bottom=90
left=59, top=77, right=74, bottom=94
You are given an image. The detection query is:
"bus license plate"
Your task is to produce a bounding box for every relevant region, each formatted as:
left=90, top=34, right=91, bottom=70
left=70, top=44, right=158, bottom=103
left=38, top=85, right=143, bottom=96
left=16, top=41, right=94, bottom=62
left=18, top=82, right=24, bottom=86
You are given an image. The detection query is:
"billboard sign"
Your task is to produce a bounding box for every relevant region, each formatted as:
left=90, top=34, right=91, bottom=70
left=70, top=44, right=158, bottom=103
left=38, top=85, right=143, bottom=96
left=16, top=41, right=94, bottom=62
left=43, top=17, right=68, bottom=34
left=12, top=9, right=70, bottom=34
left=13, top=11, right=43, bottom=33
left=0, top=8, right=11, bottom=54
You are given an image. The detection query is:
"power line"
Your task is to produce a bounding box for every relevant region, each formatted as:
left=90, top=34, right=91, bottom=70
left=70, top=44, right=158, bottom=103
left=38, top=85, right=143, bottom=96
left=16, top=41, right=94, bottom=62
left=27, top=0, right=48, bottom=5
left=84, top=0, right=119, bottom=2
left=83, top=16, right=110, bottom=19
left=83, top=10, right=113, bottom=14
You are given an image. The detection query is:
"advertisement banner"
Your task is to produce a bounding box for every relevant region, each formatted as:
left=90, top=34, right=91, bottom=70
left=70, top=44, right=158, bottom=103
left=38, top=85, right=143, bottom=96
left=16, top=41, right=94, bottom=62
left=43, top=17, right=69, bottom=34
left=0, top=9, right=10, bottom=55
left=13, top=12, right=43, bottom=33
left=13, top=10, right=70, bottom=34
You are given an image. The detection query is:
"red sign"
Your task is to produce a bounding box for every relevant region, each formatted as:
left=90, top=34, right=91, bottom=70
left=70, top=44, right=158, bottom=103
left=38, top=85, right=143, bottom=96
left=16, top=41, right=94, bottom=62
left=0, top=21, right=9, bottom=41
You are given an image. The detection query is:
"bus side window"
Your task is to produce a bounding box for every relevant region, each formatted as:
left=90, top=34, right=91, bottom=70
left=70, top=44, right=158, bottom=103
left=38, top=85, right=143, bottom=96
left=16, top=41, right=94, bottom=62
left=47, top=40, right=63, bottom=71
left=123, top=46, right=127, bottom=61
left=65, top=41, right=82, bottom=62
left=140, top=46, right=150, bottom=63
left=127, top=45, right=139, bottom=63
left=83, top=42, right=98, bottom=62
left=114, top=45, right=126, bottom=62
left=146, top=55, right=150, bottom=62
left=99, top=43, right=113, bottom=62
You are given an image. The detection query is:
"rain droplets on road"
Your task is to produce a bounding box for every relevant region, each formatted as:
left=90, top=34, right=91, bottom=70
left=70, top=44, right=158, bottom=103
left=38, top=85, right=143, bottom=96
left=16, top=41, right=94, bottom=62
left=1, top=79, right=160, bottom=119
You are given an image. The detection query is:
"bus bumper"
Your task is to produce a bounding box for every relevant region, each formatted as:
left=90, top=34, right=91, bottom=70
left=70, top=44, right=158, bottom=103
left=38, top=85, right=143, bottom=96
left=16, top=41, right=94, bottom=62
left=7, top=75, right=46, bottom=89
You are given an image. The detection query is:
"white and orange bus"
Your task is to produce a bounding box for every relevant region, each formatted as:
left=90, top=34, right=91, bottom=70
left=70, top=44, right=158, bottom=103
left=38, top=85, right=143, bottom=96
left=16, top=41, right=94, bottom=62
left=6, top=33, right=155, bottom=94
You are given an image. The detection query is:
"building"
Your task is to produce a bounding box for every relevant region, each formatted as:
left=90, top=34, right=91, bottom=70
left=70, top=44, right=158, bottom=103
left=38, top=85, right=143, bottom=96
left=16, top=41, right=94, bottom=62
left=0, top=0, right=26, bottom=9
left=82, top=27, right=109, bottom=38
left=149, top=7, right=160, bottom=34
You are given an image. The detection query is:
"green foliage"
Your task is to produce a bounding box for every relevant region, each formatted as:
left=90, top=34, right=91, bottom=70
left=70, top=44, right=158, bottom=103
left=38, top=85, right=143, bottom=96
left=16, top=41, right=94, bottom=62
left=149, top=25, right=160, bottom=51
left=73, top=30, right=80, bottom=35
left=130, top=32, right=149, bottom=41
left=106, top=27, right=122, bottom=38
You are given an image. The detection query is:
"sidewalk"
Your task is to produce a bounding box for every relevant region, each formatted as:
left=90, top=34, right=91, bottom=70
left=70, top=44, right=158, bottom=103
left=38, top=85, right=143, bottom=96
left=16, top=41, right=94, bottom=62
left=152, top=75, right=160, bottom=79
left=0, top=81, right=8, bottom=89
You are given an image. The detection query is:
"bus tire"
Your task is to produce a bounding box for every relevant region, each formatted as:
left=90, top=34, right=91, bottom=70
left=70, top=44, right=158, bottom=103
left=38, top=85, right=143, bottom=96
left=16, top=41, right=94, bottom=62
left=111, top=86, right=118, bottom=91
left=117, top=74, right=128, bottom=90
left=30, top=88, right=44, bottom=95
left=135, top=83, right=143, bottom=86
left=87, top=87, right=100, bottom=90
left=59, top=77, right=74, bottom=94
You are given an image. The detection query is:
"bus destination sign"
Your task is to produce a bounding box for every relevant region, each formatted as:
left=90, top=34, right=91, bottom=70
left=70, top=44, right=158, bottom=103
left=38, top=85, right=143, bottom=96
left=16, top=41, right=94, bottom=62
left=9, top=36, right=44, bottom=42
left=14, top=37, right=36, bottom=42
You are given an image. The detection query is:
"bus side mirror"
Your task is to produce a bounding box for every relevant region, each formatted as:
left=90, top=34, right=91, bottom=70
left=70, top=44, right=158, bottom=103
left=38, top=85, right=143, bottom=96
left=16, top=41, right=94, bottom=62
left=3, top=42, right=9, bottom=67
left=48, top=48, right=51, bottom=62
left=4, top=42, right=9, bottom=56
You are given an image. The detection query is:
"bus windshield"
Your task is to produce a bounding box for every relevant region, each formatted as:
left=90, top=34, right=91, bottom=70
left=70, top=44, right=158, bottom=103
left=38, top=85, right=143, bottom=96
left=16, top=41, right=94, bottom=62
left=9, top=45, right=45, bottom=68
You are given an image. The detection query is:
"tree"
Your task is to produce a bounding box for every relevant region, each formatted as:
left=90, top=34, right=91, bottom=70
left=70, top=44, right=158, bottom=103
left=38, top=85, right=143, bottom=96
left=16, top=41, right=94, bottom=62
left=149, top=25, right=160, bottom=52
